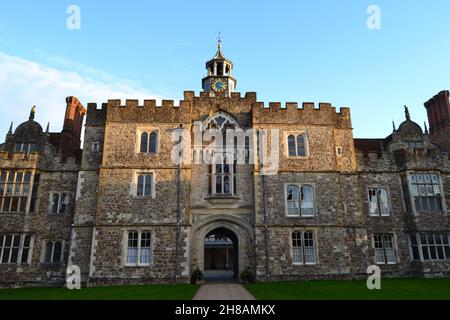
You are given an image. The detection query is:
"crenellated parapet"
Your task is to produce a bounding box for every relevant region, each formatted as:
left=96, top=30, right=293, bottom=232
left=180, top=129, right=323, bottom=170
left=186, top=90, right=257, bottom=104
left=85, top=92, right=353, bottom=129
left=86, top=102, right=107, bottom=126
left=104, top=98, right=191, bottom=123
left=251, top=101, right=352, bottom=128
left=85, top=91, right=259, bottom=124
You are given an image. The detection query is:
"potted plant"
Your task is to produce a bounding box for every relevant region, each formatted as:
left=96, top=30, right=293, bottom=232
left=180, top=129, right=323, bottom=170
left=191, top=266, right=204, bottom=285
left=240, top=267, right=254, bottom=284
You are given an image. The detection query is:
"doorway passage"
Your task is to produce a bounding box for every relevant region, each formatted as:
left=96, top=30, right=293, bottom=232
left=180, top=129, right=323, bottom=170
left=203, top=227, right=238, bottom=282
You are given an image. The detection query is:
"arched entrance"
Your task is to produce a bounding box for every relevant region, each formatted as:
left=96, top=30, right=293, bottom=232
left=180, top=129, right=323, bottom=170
left=190, top=214, right=253, bottom=283
left=203, top=227, right=238, bottom=282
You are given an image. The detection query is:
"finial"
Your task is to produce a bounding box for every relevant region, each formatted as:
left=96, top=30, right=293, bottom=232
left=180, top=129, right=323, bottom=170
left=216, top=32, right=223, bottom=49
left=392, top=121, right=396, bottom=132
left=45, top=122, right=50, bottom=133
left=424, top=122, right=429, bottom=134
left=29, top=105, right=36, bottom=121
left=8, top=122, right=13, bottom=134
left=404, top=105, right=410, bottom=120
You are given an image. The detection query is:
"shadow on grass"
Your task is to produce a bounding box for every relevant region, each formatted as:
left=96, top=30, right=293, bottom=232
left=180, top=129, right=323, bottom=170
left=245, top=278, right=450, bottom=300
left=0, top=284, right=200, bottom=300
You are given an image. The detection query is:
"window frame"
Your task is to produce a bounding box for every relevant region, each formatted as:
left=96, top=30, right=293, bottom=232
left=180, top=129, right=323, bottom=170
left=137, top=128, right=159, bottom=154
left=0, top=170, right=37, bottom=214
left=41, top=240, right=64, bottom=264
left=14, top=142, right=37, bottom=154
left=285, top=131, right=309, bottom=158
left=406, top=172, right=446, bottom=214
left=291, top=230, right=317, bottom=265
left=48, top=191, right=69, bottom=215
left=284, top=183, right=317, bottom=218
left=367, top=186, right=391, bottom=217
left=372, top=233, right=398, bottom=265
left=0, top=234, right=33, bottom=265
left=132, top=171, right=156, bottom=199
left=408, top=233, right=450, bottom=262
left=207, top=154, right=237, bottom=196
left=123, top=230, right=153, bottom=267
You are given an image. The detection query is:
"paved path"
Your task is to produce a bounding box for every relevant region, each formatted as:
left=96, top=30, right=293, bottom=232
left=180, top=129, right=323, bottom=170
left=193, top=283, right=256, bottom=300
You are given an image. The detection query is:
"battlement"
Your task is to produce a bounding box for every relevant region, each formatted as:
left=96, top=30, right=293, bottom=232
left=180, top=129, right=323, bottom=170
left=84, top=91, right=259, bottom=123
left=85, top=91, right=351, bottom=128
left=251, top=101, right=351, bottom=128
left=104, top=97, right=191, bottom=123
left=86, top=102, right=107, bottom=126
left=185, top=91, right=257, bottom=102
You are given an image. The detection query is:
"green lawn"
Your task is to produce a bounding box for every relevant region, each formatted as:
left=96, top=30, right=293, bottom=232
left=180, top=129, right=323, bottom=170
left=0, top=284, right=200, bottom=300
left=245, top=278, right=450, bottom=300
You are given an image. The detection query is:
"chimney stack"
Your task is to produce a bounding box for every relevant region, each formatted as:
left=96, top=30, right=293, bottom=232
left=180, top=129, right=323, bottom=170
left=60, top=96, right=86, bottom=158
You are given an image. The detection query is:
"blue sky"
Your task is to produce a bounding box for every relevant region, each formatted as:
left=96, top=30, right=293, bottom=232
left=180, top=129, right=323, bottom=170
left=0, top=0, right=449, bottom=138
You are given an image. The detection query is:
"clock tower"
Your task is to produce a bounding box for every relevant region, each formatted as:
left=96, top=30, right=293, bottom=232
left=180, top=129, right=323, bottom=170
left=202, top=34, right=237, bottom=96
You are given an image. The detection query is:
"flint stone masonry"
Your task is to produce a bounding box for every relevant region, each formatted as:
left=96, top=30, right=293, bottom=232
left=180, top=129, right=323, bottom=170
left=0, top=83, right=449, bottom=286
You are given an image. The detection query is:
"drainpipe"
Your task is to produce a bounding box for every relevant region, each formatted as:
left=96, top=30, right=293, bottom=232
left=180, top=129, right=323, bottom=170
left=262, top=174, right=270, bottom=280
left=174, top=127, right=182, bottom=283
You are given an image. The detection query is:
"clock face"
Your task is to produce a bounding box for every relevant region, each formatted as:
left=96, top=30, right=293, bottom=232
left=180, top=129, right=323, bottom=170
left=211, top=78, right=228, bottom=93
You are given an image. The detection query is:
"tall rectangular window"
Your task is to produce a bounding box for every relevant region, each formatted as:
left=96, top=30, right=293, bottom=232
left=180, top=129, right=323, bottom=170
left=139, top=131, right=158, bottom=154
left=287, top=133, right=308, bottom=157
left=0, top=234, right=32, bottom=264
left=50, top=193, right=68, bottom=214
left=136, top=174, right=153, bottom=197
left=368, top=188, right=390, bottom=216
left=409, top=234, right=421, bottom=261
left=408, top=173, right=443, bottom=212
left=29, top=174, right=40, bottom=213
left=292, top=231, right=316, bottom=264
left=292, top=231, right=303, bottom=264
left=140, top=232, right=152, bottom=264
left=208, top=156, right=235, bottom=195
left=286, top=185, right=315, bottom=217
left=373, top=233, right=396, bottom=264
left=126, top=231, right=152, bottom=266
left=42, top=241, right=63, bottom=264
left=127, top=231, right=138, bottom=264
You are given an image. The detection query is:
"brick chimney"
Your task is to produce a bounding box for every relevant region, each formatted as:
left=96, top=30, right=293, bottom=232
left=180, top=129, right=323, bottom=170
left=424, top=90, right=450, bottom=156
left=60, top=96, right=86, bottom=159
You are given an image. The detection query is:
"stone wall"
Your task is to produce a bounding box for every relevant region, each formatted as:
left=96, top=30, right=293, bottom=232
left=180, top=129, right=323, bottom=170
left=2, top=90, right=450, bottom=287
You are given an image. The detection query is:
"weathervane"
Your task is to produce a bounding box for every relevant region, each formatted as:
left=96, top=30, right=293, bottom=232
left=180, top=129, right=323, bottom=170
left=216, top=32, right=223, bottom=49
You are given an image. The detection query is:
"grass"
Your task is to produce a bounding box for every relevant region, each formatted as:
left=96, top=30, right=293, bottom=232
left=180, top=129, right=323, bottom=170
left=245, top=278, right=450, bottom=300
left=2, top=278, right=450, bottom=300
left=0, top=284, right=200, bottom=300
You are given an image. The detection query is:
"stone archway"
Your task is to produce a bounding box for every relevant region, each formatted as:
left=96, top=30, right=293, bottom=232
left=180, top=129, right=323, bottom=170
left=190, top=215, right=253, bottom=283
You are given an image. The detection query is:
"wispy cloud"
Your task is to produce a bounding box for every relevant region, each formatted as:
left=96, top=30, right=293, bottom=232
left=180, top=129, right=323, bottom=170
left=0, top=50, right=165, bottom=137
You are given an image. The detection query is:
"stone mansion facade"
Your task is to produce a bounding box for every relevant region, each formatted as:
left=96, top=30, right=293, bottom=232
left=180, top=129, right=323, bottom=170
left=0, top=44, right=449, bottom=287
